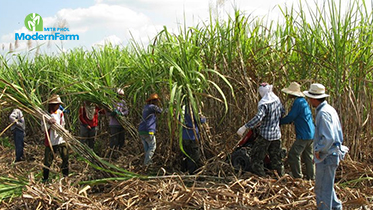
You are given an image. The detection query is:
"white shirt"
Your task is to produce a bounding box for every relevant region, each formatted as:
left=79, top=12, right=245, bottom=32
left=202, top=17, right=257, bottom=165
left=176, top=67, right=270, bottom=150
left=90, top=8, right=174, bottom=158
left=41, top=109, right=65, bottom=146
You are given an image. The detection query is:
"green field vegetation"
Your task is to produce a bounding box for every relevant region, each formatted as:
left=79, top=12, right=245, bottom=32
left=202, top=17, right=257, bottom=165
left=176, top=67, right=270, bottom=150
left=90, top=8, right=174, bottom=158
left=1, top=0, right=372, bottom=183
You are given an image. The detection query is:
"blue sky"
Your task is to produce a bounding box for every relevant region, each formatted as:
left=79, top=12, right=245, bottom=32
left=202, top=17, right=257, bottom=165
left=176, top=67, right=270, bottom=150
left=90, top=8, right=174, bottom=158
left=1, top=0, right=370, bottom=55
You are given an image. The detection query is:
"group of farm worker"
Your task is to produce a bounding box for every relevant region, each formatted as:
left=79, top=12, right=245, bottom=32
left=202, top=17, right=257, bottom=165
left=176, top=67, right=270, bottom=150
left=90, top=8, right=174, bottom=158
left=78, top=88, right=127, bottom=153
left=9, top=82, right=348, bottom=209
left=78, top=90, right=206, bottom=174
left=7, top=89, right=199, bottom=177
left=32, top=89, right=203, bottom=180
left=136, top=92, right=207, bottom=174
left=38, top=90, right=166, bottom=180
left=236, top=82, right=348, bottom=210
left=38, top=89, right=129, bottom=183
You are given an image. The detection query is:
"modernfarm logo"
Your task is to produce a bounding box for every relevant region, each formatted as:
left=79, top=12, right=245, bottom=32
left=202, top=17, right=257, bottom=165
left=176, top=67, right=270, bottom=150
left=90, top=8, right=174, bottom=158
left=15, top=13, right=79, bottom=41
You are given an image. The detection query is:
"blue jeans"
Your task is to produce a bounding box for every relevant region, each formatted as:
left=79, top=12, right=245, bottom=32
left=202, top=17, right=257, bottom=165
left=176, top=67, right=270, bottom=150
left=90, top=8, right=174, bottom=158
left=140, top=134, right=156, bottom=166
left=13, top=128, right=24, bottom=161
left=315, top=154, right=342, bottom=210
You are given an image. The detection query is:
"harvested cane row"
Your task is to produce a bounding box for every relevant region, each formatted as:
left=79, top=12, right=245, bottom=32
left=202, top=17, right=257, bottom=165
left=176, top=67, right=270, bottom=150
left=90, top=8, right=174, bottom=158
left=0, top=142, right=372, bottom=209
left=4, top=171, right=372, bottom=209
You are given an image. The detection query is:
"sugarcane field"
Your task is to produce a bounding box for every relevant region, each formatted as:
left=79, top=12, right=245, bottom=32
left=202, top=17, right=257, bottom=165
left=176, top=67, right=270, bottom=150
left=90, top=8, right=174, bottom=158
left=1, top=0, right=373, bottom=209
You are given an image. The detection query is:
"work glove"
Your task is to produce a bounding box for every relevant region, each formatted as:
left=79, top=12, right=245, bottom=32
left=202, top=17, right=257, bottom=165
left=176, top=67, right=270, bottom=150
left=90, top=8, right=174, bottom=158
left=110, top=109, right=122, bottom=117
left=237, top=125, right=247, bottom=137
left=48, top=118, right=57, bottom=124
left=110, top=110, right=118, bottom=117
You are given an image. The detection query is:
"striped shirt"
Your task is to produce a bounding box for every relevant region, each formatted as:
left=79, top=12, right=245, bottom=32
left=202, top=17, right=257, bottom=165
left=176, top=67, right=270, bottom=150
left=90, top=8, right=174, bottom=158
left=245, top=98, right=285, bottom=141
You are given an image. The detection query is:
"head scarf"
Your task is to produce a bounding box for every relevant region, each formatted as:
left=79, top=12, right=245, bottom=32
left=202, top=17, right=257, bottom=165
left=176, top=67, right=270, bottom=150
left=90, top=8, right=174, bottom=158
left=258, top=83, right=279, bottom=107
left=85, top=103, right=96, bottom=120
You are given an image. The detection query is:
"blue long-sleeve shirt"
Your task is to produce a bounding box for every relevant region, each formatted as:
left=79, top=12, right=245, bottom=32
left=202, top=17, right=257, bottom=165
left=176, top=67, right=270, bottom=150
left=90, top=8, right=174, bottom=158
left=182, top=108, right=206, bottom=140
left=313, top=101, right=343, bottom=163
left=138, top=104, right=163, bottom=134
left=280, top=97, right=315, bottom=140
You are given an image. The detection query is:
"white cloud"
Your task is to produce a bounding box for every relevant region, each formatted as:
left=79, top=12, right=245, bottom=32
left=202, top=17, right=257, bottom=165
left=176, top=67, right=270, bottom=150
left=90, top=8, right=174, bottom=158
left=94, top=0, right=211, bottom=27
left=93, top=34, right=122, bottom=47
left=53, top=3, right=158, bottom=46
left=56, top=4, right=150, bottom=29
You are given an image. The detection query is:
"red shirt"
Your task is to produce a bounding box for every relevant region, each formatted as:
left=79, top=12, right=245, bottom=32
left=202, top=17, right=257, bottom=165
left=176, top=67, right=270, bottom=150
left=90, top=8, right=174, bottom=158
left=79, top=106, right=104, bottom=127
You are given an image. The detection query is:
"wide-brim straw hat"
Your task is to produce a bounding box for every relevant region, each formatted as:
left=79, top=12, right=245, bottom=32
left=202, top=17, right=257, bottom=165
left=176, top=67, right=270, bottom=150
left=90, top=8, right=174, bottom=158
left=48, top=94, right=64, bottom=104
left=281, top=82, right=305, bottom=97
left=303, top=83, right=330, bottom=99
left=146, top=93, right=160, bottom=102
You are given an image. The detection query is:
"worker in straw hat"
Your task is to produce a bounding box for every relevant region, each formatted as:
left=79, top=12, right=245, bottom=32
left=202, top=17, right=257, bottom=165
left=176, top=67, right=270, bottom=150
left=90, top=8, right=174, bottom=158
left=304, top=83, right=347, bottom=210
left=138, top=93, right=163, bottom=167
left=280, top=82, right=315, bottom=180
left=41, top=94, right=69, bottom=182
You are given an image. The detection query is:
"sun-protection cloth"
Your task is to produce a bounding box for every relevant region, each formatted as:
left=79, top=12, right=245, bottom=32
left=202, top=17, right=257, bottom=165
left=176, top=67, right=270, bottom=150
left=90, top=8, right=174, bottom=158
left=281, top=82, right=305, bottom=97
left=48, top=94, right=64, bottom=104
left=303, top=83, right=330, bottom=99
left=117, top=88, right=124, bottom=95
left=258, top=83, right=280, bottom=107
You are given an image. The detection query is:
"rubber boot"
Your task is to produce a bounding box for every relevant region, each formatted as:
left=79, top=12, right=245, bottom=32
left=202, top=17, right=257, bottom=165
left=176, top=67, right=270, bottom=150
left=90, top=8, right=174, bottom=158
left=276, top=166, right=285, bottom=177
left=43, top=168, right=49, bottom=182
left=62, top=168, right=69, bottom=177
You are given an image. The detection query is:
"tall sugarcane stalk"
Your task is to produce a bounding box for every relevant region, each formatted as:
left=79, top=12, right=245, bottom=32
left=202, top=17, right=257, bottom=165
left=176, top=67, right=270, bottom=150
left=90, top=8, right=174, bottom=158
left=1, top=0, right=373, bottom=164
left=0, top=79, right=142, bottom=179
left=35, top=105, right=142, bottom=178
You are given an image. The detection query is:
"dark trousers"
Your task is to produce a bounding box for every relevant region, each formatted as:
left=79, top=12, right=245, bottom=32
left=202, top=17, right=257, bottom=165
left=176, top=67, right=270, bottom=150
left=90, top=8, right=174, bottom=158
left=109, top=126, right=125, bottom=149
left=12, top=128, right=24, bottom=161
left=251, top=136, right=284, bottom=176
left=43, top=143, right=69, bottom=181
left=80, top=124, right=97, bottom=149
left=288, top=139, right=314, bottom=179
left=182, top=139, right=201, bottom=174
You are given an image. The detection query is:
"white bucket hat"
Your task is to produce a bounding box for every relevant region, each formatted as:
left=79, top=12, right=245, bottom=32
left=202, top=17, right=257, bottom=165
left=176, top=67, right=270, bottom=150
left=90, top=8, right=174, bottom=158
left=303, top=83, right=330, bottom=99
left=281, top=82, right=305, bottom=97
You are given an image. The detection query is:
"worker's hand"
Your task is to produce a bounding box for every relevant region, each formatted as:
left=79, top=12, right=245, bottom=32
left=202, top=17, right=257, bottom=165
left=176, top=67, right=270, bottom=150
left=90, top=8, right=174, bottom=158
left=87, top=125, right=91, bottom=130
left=48, top=118, right=56, bottom=124
left=110, top=111, right=117, bottom=117
left=237, top=125, right=247, bottom=137
left=315, top=151, right=320, bottom=160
